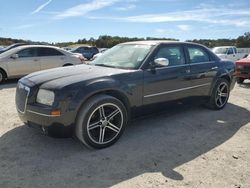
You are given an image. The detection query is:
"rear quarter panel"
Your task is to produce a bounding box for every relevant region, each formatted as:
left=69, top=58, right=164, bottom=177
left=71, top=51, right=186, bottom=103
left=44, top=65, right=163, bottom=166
left=209, top=60, right=236, bottom=95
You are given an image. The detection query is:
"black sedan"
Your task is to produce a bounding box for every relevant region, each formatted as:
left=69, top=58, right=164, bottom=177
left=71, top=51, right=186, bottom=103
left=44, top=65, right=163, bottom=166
left=16, top=41, right=236, bottom=149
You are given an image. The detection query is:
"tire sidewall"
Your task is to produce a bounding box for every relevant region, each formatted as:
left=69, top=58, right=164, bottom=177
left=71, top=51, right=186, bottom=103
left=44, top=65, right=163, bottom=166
left=76, top=95, right=127, bottom=149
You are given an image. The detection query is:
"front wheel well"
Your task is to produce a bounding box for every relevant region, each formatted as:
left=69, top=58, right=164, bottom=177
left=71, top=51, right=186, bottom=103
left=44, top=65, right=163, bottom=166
left=103, top=90, right=130, bottom=113
left=76, top=90, right=131, bottom=122
left=0, top=68, right=7, bottom=79
left=220, top=75, right=231, bottom=83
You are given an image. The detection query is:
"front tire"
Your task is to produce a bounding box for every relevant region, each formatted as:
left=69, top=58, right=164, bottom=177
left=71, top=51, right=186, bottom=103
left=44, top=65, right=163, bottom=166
left=75, top=95, right=127, bottom=149
left=207, top=78, right=230, bottom=110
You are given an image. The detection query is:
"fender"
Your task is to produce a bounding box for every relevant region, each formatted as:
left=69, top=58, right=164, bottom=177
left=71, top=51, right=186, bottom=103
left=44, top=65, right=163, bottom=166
left=68, top=77, right=133, bottom=117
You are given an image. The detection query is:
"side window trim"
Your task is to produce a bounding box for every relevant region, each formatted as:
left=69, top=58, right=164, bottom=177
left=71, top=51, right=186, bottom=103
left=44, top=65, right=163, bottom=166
left=154, top=44, right=187, bottom=69
left=37, top=47, right=64, bottom=57
left=17, top=47, right=38, bottom=58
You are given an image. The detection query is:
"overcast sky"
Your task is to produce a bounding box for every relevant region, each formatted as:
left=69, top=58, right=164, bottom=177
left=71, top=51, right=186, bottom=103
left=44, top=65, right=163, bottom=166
left=1, top=0, right=250, bottom=42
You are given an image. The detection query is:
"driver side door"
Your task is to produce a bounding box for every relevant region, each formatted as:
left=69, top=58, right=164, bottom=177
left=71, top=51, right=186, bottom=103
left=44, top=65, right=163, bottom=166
left=143, top=44, right=191, bottom=105
left=7, top=47, right=40, bottom=77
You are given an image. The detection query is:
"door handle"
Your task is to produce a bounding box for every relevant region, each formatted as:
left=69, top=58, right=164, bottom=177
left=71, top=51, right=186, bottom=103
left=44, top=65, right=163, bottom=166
left=211, top=66, right=218, bottom=70
left=185, top=69, right=191, bottom=73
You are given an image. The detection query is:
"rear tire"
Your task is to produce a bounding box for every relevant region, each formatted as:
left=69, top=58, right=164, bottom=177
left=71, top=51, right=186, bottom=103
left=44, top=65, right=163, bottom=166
left=75, top=94, right=127, bottom=149
left=207, top=78, right=230, bottom=110
left=236, top=77, right=244, bottom=84
left=0, top=69, right=6, bottom=84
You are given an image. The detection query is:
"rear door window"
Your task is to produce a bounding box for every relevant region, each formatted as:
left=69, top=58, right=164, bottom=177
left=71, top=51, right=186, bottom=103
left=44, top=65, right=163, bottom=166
left=37, top=48, right=64, bottom=56
left=187, top=47, right=210, bottom=64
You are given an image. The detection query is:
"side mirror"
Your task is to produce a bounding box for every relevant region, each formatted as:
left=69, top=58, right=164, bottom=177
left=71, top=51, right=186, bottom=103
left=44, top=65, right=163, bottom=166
left=11, top=54, right=19, bottom=59
left=154, top=58, right=169, bottom=67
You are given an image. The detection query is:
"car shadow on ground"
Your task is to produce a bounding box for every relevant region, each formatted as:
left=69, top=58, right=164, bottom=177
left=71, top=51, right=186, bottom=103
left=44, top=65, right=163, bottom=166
left=0, top=79, right=19, bottom=90
left=0, top=103, right=249, bottom=187
left=238, top=81, right=250, bottom=89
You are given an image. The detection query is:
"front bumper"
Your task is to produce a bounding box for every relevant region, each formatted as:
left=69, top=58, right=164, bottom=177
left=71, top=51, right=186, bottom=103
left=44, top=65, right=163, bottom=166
left=236, top=72, right=250, bottom=79
left=17, top=104, right=76, bottom=128
left=236, top=66, right=250, bottom=79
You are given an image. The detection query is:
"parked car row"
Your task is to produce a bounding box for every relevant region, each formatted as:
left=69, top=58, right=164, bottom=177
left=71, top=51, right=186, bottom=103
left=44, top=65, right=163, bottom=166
left=16, top=41, right=236, bottom=149
left=211, top=46, right=250, bottom=84
left=0, top=45, right=85, bottom=83
left=212, top=46, right=248, bottom=62
left=70, top=46, right=99, bottom=60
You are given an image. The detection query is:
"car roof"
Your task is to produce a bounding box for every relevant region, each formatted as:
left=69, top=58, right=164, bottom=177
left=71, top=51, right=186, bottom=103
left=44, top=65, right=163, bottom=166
left=121, top=40, right=204, bottom=46
left=0, top=45, right=67, bottom=58
left=14, top=45, right=61, bottom=51
left=213, top=46, right=235, bottom=48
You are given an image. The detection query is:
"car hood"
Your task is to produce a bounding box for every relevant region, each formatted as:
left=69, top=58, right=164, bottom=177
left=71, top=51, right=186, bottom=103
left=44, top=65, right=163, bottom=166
left=236, top=58, right=250, bottom=65
left=22, top=64, right=131, bottom=89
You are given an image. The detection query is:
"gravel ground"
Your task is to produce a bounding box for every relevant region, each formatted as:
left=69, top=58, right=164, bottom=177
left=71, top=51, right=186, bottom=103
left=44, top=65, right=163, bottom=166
left=0, top=80, right=249, bottom=188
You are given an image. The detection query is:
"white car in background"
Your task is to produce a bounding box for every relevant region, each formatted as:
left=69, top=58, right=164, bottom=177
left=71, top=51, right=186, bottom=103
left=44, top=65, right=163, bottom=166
left=0, top=45, right=85, bottom=83
left=212, top=46, right=248, bottom=62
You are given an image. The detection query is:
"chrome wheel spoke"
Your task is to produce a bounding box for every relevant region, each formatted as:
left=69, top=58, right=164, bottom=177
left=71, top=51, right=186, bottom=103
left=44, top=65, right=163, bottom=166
left=107, top=122, right=120, bottom=133
left=99, top=106, right=106, bottom=119
left=218, top=97, right=223, bottom=106
left=88, top=121, right=101, bottom=130
left=107, top=109, right=120, bottom=121
left=220, top=84, right=226, bottom=92
left=220, top=92, right=228, bottom=97
left=99, top=127, right=106, bottom=143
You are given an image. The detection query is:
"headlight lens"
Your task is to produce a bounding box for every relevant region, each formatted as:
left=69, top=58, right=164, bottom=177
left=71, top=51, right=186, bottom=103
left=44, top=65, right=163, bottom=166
left=36, top=89, right=55, bottom=106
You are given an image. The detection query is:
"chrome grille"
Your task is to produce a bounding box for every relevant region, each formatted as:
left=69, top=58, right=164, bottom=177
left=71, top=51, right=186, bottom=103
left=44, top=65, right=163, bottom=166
left=16, top=82, right=30, bottom=113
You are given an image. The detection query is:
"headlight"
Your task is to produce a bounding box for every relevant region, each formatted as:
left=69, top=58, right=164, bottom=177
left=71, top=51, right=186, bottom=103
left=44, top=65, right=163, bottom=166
left=36, top=89, right=55, bottom=106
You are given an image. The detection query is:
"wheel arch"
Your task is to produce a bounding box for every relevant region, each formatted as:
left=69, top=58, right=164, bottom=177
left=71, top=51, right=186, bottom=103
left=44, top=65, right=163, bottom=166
left=75, top=89, right=131, bottom=124
left=209, top=72, right=231, bottom=96
left=0, top=67, right=8, bottom=79
left=220, top=74, right=231, bottom=83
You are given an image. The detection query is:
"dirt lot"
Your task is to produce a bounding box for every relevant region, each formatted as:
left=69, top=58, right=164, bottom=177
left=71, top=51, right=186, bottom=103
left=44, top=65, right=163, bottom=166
left=0, top=80, right=249, bottom=188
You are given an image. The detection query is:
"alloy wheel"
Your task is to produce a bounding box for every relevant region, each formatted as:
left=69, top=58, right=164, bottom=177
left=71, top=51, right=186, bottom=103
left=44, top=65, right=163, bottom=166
left=86, top=103, right=123, bottom=145
left=215, top=82, right=229, bottom=108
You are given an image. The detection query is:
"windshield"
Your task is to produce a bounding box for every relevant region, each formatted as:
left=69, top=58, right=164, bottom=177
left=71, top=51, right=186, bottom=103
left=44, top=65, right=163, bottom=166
left=212, top=47, right=228, bottom=54
left=90, top=44, right=152, bottom=69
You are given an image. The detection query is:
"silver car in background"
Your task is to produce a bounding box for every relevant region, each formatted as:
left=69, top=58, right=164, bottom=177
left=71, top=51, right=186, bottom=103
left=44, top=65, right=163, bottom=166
left=0, top=45, right=85, bottom=83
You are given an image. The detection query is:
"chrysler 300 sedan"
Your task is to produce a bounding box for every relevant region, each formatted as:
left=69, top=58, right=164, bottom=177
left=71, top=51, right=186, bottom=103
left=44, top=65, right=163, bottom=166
left=16, top=41, right=236, bottom=149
